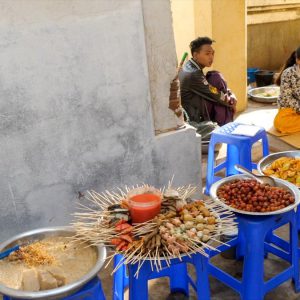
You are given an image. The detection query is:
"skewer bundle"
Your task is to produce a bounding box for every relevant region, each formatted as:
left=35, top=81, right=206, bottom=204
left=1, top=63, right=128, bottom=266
left=71, top=183, right=237, bottom=277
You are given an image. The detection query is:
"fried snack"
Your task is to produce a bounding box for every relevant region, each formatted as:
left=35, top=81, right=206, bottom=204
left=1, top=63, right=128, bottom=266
left=8, top=242, right=55, bottom=267
left=263, top=157, right=300, bottom=186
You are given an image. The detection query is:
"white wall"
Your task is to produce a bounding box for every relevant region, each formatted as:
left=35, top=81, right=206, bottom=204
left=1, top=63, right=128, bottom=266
left=0, top=0, right=201, bottom=241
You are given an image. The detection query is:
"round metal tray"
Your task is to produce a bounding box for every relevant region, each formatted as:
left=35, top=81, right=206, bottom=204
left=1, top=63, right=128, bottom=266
left=257, top=151, right=300, bottom=189
left=248, top=86, right=279, bottom=103
left=0, top=226, right=106, bottom=299
left=209, top=174, right=300, bottom=216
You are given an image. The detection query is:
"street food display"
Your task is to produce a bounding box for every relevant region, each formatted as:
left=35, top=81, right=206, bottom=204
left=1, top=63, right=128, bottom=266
left=0, top=237, right=97, bottom=291
left=217, top=179, right=295, bottom=213
left=262, top=157, right=300, bottom=187
left=72, top=184, right=237, bottom=276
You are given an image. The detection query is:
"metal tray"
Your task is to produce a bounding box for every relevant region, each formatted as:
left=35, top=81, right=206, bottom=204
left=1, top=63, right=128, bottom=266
left=209, top=174, right=300, bottom=216
left=257, top=151, right=300, bottom=189
left=0, top=226, right=106, bottom=300
left=248, top=86, right=279, bottom=103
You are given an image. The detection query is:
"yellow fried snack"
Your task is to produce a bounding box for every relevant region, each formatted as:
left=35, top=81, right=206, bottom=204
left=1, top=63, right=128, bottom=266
left=263, top=157, right=300, bottom=186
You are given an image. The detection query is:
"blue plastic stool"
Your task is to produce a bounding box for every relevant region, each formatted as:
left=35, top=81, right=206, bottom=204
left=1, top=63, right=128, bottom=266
left=205, top=122, right=269, bottom=194
left=113, top=254, right=129, bottom=300
left=112, top=251, right=221, bottom=300
left=208, top=210, right=299, bottom=300
left=3, top=276, right=105, bottom=300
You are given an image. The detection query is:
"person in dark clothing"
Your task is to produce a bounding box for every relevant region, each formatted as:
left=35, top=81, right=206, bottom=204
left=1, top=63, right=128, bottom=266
left=179, top=37, right=237, bottom=126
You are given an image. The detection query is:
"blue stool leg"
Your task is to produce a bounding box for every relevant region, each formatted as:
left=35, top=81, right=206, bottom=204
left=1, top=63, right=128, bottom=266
left=240, top=220, right=265, bottom=300
left=205, top=137, right=217, bottom=194
left=297, top=209, right=300, bottom=231
left=128, top=262, right=150, bottom=300
left=169, top=262, right=189, bottom=296
left=261, top=134, right=269, bottom=157
left=113, top=254, right=127, bottom=300
left=291, top=216, right=300, bottom=292
left=193, top=254, right=210, bottom=300
left=226, top=144, right=239, bottom=176
left=239, top=142, right=253, bottom=172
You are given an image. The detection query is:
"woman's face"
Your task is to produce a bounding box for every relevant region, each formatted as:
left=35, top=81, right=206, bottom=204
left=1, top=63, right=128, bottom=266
left=193, top=44, right=215, bottom=68
left=297, top=57, right=300, bottom=65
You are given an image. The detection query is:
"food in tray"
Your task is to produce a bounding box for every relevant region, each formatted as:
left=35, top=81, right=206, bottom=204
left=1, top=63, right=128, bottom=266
left=217, top=179, right=295, bottom=213
left=255, top=89, right=279, bottom=98
left=0, top=237, right=97, bottom=291
left=110, top=200, right=219, bottom=257
left=73, top=184, right=237, bottom=276
left=262, top=157, right=300, bottom=186
left=153, top=201, right=217, bottom=256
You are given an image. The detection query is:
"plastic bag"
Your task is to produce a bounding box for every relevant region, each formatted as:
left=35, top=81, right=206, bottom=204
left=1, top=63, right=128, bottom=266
left=189, top=120, right=219, bottom=142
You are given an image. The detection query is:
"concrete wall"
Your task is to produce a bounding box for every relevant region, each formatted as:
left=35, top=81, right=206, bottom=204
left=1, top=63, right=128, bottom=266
left=0, top=0, right=201, bottom=241
left=248, top=19, right=300, bottom=70
left=211, top=0, right=247, bottom=112
left=171, top=0, right=195, bottom=61
left=247, top=0, right=300, bottom=70
left=142, top=0, right=178, bottom=132
left=171, top=0, right=247, bottom=112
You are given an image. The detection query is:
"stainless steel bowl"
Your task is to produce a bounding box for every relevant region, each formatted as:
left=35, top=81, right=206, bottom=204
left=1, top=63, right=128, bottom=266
left=257, top=151, right=300, bottom=189
left=209, top=174, right=300, bottom=216
left=248, top=86, right=280, bottom=103
left=0, top=226, right=106, bottom=299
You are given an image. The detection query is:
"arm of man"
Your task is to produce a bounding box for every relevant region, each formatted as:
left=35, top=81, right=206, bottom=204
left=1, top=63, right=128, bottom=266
left=189, top=71, right=231, bottom=107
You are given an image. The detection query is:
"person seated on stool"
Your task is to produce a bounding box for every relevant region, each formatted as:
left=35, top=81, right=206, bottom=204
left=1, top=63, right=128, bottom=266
left=179, top=36, right=237, bottom=126
left=274, top=46, right=300, bottom=133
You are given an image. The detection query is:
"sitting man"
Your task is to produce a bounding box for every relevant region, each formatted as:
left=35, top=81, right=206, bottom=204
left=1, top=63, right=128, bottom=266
left=179, top=36, right=237, bottom=126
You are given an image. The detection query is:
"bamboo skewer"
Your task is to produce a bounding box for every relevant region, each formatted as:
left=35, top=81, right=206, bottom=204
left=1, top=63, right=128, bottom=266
left=71, top=182, right=237, bottom=278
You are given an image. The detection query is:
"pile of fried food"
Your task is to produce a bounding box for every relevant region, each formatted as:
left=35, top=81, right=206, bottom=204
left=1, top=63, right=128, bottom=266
left=103, top=193, right=220, bottom=257
left=72, top=185, right=236, bottom=275
left=7, top=242, right=65, bottom=291
left=9, top=242, right=56, bottom=267
left=263, top=157, right=300, bottom=186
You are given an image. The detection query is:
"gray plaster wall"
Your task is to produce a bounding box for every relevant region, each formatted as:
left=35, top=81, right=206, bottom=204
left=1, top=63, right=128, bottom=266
left=0, top=0, right=201, bottom=242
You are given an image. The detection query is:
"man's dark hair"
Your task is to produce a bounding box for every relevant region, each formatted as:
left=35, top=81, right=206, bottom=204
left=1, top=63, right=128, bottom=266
left=189, top=37, right=215, bottom=55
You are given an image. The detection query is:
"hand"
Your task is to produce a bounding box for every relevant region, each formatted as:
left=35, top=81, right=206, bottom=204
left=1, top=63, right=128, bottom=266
left=231, top=102, right=237, bottom=114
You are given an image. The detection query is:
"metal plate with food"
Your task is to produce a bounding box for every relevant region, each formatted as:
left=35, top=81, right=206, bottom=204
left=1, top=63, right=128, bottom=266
left=72, top=184, right=237, bottom=276
left=0, top=226, right=106, bottom=299
left=209, top=174, right=299, bottom=216
left=248, top=86, right=280, bottom=103
left=257, top=151, right=300, bottom=188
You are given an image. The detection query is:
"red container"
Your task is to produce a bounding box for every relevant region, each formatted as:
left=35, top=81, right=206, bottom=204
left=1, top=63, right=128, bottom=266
left=128, top=194, right=161, bottom=223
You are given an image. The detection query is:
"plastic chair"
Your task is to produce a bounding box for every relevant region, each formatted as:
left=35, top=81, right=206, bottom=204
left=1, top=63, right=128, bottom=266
left=113, top=254, right=129, bottom=300
left=112, top=250, right=230, bottom=300
left=208, top=210, right=300, bottom=300
left=3, top=276, right=105, bottom=300
left=205, top=122, right=269, bottom=194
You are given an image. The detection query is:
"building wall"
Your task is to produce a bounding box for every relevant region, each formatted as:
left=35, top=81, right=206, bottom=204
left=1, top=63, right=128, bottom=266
left=0, top=0, right=201, bottom=241
left=170, top=0, right=196, bottom=61
left=171, top=0, right=247, bottom=112
left=211, top=0, right=247, bottom=112
left=247, top=0, right=300, bottom=71
left=248, top=19, right=300, bottom=70
left=142, top=0, right=179, bottom=131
